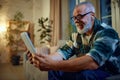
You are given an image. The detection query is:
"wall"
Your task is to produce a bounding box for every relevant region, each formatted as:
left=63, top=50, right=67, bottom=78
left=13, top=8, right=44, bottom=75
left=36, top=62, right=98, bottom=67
left=33, top=0, right=50, bottom=47
left=0, top=0, right=33, bottom=22
left=0, top=0, right=50, bottom=63
left=61, top=0, right=69, bottom=40
left=0, top=0, right=33, bottom=63
left=111, top=0, right=120, bottom=37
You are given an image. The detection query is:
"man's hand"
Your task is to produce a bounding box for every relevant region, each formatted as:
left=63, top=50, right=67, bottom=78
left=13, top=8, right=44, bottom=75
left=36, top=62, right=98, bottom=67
left=26, top=46, right=50, bottom=64
left=27, top=47, right=63, bottom=71
left=33, top=53, right=58, bottom=71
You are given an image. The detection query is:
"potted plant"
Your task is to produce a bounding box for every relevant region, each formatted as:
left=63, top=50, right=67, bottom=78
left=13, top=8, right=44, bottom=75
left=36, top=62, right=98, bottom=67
left=6, top=11, right=24, bottom=65
left=37, top=17, right=53, bottom=46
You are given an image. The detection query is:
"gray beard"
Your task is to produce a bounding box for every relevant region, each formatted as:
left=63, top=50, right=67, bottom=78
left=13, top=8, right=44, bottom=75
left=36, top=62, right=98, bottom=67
left=77, top=21, right=92, bottom=34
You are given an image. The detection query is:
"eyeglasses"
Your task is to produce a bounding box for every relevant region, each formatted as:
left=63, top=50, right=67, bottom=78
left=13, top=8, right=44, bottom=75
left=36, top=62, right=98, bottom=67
left=71, top=11, right=92, bottom=21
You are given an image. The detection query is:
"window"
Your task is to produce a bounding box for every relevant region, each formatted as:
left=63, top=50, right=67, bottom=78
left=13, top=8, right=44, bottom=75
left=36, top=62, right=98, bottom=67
left=100, top=0, right=112, bottom=26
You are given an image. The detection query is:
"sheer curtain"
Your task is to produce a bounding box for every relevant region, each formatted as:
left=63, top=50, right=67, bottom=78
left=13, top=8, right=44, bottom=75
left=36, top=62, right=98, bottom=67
left=50, top=0, right=61, bottom=46
left=111, top=0, right=120, bottom=37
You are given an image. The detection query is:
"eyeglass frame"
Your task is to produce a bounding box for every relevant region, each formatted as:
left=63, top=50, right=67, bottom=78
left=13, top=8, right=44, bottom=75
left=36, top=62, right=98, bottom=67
left=71, top=11, right=93, bottom=21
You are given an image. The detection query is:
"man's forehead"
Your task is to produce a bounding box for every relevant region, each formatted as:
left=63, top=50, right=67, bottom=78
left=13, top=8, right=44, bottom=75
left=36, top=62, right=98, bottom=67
left=73, top=5, right=87, bottom=14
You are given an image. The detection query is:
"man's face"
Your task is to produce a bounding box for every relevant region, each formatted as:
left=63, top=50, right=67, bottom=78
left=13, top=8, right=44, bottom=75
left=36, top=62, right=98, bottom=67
left=72, top=5, right=94, bottom=34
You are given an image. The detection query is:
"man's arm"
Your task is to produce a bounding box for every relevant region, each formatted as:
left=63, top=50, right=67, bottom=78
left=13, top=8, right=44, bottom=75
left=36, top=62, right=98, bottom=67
left=34, top=52, right=99, bottom=72
left=52, top=54, right=99, bottom=72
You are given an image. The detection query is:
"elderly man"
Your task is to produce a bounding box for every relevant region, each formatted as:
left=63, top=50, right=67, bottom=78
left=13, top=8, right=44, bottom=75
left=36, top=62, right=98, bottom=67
left=28, top=1, right=120, bottom=80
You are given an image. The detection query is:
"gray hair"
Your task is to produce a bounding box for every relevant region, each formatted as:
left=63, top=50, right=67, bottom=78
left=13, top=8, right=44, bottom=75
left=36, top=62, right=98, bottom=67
left=76, top=1, right=95, bottom=13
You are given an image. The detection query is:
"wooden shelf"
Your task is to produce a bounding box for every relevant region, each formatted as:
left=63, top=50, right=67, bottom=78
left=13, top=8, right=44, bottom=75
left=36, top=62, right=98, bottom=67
left=7, top=20, right=34, bottom=63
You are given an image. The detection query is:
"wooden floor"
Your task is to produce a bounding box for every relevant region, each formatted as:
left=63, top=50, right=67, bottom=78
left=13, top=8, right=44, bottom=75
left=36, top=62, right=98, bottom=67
left=0, top=63, right=26, bottom=80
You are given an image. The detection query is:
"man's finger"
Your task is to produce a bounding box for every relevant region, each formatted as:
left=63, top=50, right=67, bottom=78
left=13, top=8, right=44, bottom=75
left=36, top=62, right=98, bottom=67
left=34, top=54, right=43, bottom=62
left=35, top=53, right=46, bottom=59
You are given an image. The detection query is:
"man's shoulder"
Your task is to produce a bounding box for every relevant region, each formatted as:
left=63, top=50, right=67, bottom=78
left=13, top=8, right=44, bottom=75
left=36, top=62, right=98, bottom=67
left=100, top=23, right=112, bottom=29
left=100, top=23, right=118, bottom=36
left=94, top=23, right=119, bottom=39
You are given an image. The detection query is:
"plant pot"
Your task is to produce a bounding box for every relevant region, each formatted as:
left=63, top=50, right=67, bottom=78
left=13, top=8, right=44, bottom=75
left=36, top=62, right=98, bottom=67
left=11, top=55, right=20, bottom=65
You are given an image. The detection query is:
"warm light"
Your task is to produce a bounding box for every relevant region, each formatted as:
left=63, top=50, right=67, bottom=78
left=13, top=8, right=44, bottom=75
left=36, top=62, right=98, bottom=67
left=0, top=15, right=7, bottom=33
left=0, top=26, right=6, bottom=32
left=0, top=25, right=7, bottom=32
left=0, top=24, right=7, bottom=46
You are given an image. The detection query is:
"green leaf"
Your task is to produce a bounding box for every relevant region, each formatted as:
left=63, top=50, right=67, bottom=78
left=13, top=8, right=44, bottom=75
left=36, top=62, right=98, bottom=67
left=46, top=29, right=51, bottom=32
left=37, top=29, right=42, bottom=32
left=38, top=17, right=52, bottom=44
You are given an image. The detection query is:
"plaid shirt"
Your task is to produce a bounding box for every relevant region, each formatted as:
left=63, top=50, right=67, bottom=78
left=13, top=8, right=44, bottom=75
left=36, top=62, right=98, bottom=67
left=57, top=18, right=120, bottom=74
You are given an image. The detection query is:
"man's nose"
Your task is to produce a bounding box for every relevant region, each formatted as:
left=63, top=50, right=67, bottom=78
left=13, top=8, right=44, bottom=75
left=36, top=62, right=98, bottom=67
left=74, top=19, right=80, bottom=23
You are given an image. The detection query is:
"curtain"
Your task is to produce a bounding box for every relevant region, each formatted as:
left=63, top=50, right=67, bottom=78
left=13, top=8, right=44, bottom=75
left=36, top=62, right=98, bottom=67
left=111, top=0, right=120, bottom=36
left=50, top=0, right=61, bottom=46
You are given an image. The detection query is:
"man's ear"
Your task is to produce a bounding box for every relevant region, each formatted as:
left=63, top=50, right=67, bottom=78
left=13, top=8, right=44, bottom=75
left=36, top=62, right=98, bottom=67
left=91, top=16, right=94, bottom=22
left=91, top=12, right=95, bottom=17
left=89, top=12, right=95, bottom=22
